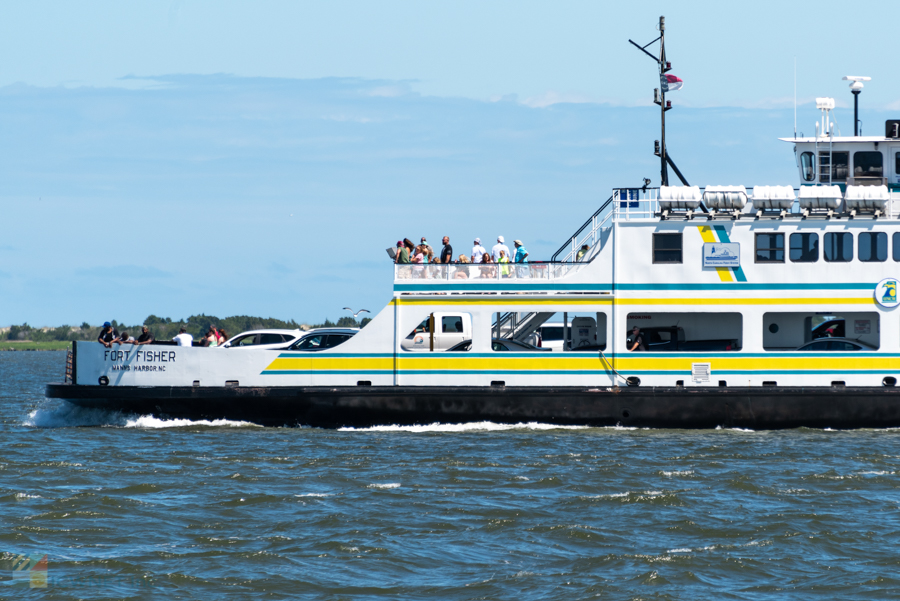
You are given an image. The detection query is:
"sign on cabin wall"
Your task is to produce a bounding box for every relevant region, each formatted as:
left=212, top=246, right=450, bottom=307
left=702, top=243, right=740, bottom=268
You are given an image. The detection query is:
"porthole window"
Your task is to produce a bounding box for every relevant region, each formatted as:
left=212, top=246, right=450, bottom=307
left=768, top=323, right=779, bottom=333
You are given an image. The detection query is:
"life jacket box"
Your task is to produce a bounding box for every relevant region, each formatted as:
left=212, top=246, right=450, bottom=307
left=570, top=317, right=596, bottom=349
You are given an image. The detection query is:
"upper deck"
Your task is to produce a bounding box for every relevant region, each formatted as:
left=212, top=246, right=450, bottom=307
left=393, top=185, right=900, bottom=296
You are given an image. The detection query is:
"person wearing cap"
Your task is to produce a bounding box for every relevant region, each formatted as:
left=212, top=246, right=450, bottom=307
left=419, top=237, right=434, bottom=261
left=134, top=326, right=155, bottom=346
left=173, top=327, right=193, bottom=347
left=491, top=236, right=510, bottom=263
left=394, top=241, right=410, bottom=264
left=471, top=238, right=486, bottom=264
left=513, top=239, right=529, bottom=278
left=97, top=322, right=119, bottom=348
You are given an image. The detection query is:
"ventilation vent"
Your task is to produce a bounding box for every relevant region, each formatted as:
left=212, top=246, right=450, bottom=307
left=691, top=363, right=711, bottom=383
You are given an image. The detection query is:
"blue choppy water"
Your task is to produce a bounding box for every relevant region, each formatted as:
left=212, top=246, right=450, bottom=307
left=3, top=351, right=900, bottom=599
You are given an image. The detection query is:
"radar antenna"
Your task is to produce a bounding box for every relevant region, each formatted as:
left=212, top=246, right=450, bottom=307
left=842, top=76, right=871, bottom=136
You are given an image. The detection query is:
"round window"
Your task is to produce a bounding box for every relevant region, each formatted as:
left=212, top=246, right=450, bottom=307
left=768, top=323, right=779, bottom=333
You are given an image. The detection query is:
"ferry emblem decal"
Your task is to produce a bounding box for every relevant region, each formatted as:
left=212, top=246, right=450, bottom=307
left=698, top=225, right=747, bottom=282
left=875, top=278, right=899, bottom=307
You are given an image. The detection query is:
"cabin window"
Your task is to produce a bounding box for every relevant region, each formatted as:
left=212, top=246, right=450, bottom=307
left=853, top=151, right=883, bottom=178
left=893, top=232, right=900, bottom=261
left=819, top=151, right=849, bottom=182
left=859, top=232, right=887, bottom=262
left=824, top=232, right=853, bottom=262
left=789, top=233, right=818, bottom=262
left=652, top=233, right=682, bottom=264
left=800, top=152, right=815, bottom=182
left=625, top=312, right=742, bottom=352
left=755, top=233, right=784, bottom=263
left=896, top=152, right=900, bottom=177
left=763, top=311, right=879, bottom=351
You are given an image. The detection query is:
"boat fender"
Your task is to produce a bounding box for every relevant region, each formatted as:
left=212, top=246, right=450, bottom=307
left=626, top=376, right=641, bottom=387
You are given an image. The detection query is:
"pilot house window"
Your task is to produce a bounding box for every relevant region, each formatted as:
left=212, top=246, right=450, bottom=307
left=859, top=232, right=887, bottom=262
left=800, top=152, right=815, bottom=182
left=652, top=233, right=682, bottom=264
left=854, top=151, right=883, bottom=178
left=755, top=233, right=784, bottom=263
left=824, top=232, right=853, bottom=262
left=819, top=152, right=849, bottom=183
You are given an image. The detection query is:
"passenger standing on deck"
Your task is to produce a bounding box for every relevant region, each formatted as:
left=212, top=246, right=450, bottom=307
left=218, top=329, right=228, bottom=345
left=98, top=322, right=118, bottom=348
left=514, top=239, right=529, bottom=278
left=498, top=250, right=511, bottom=277
left=440, top=236, right=453, bottom=263
left=394, top=241, right=410, bottom=264
left=420, top=238, right=434, bottom=262
left=472, top=238, right=486, bottom=263
left=173, top=327, right=193, bottom=347
left=628, top=326, right=646, bottom=351
left=135, top=326, right=154, bottom=346
left=207, top=329, right=219, bottom=347
left=492, top=236, right=510, bottom=263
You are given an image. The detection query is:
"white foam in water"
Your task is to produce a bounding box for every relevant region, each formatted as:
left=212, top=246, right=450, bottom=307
left=25, top=403, right=130, bottom=428
left=294, top=493, right=334, bottom=498
left=339, top=421, right=591, bottom=433
left=367, top=483, right=401, bottom=489
left=662, top=470, right=694, bottom=477
left=123, top=415, right=261, bottom=429
left=24, top=402, right=259, bottom=429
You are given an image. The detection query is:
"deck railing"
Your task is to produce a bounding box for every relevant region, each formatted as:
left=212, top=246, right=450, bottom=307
left=394, top=262, right=586, bottom=282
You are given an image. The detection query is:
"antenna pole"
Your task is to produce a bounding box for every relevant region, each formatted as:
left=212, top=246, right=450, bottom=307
left=659, top=16, right=668, bottom=186
left=793, top=57, right=797, bottom=139
left=853, top=90, right=860, bottom=136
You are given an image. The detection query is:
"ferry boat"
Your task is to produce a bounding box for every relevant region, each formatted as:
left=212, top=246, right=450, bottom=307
left=45, top=26, right=900, bottom=428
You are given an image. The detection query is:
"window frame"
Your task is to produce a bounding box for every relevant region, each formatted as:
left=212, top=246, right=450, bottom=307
left=853, top=151, right=884, bottom=178
left=755, top=232, right=785, bottom=263
left=789, top=232, right=819, bottom=263
left=858, top=231, right=887, bottom=263
left=819, top=151, right=849, bottom=183
left=652, top=233, right=683, bottom=264
left=824, top=232, right=854, bottom=262
left=800, top=151, right=815, bottom=182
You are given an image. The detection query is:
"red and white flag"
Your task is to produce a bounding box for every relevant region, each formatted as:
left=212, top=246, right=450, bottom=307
left=661, top=74, right=683, bottom=92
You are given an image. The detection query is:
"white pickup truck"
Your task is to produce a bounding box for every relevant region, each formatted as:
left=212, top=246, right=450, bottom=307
left=401, top=313, right=472, bottom=351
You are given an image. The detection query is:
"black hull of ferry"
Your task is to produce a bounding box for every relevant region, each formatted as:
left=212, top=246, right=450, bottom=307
left=46, top=383, right=900, bottom=429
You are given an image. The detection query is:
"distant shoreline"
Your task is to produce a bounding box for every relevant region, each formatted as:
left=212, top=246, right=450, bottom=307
left=2, top=341, right=71, bottom=351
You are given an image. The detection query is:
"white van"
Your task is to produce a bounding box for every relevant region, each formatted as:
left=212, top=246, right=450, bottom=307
left=401, top=313, right=472, bottom=351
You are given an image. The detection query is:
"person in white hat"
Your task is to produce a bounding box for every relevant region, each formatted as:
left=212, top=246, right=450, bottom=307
left=471, top=237, right=486, bottom=263
left=491, top=236, right=510, bottom=263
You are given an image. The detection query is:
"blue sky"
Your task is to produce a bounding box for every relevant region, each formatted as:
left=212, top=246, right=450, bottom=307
left=2, top=1, right=898, bottom=326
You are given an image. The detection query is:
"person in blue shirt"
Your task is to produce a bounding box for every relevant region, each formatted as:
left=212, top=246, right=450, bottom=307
left=513, top=240, right=528, bottom=263
left=513, top=240, right=529, bottom=278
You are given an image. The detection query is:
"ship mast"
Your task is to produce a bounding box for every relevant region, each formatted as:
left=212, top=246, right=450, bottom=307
left=629, top=15, right=690, bottom=188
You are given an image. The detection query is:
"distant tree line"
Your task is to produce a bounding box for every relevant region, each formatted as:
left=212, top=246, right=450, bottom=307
left=4, top=314, right=372, bottom=342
